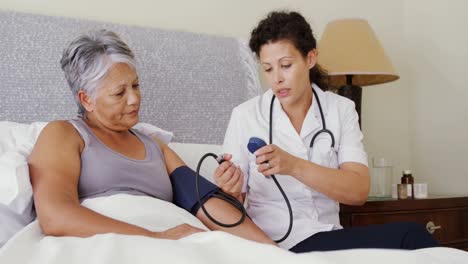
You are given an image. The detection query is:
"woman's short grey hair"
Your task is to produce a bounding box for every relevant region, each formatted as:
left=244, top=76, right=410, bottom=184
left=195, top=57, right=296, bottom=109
left=60, top=29, right=136, bottom=116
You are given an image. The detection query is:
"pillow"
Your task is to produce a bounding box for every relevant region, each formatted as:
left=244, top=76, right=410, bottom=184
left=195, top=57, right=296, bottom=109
left=0, top=121, right=47, bottom=210
left=132, top=122, right=173, bottom=144
left=0, top=122, right=22, bottom=155
left=0, top=151, right=33, bottom=214
left=0, top=121, right=48, bottom=157
left=168, top=142, right=222, bottom=183
left=0, top=203, right=32, bottom=248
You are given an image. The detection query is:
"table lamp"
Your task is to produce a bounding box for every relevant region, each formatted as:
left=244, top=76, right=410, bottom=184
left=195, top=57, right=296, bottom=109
left=318, top=18, right=399, bottom=127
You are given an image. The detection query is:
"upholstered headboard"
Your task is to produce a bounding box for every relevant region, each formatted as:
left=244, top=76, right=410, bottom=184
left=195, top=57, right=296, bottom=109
left=0, top=10, right=261, bottom=144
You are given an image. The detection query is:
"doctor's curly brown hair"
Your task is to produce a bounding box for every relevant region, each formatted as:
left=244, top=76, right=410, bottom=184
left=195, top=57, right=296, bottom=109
left=249, top=11, right=329, bottom=91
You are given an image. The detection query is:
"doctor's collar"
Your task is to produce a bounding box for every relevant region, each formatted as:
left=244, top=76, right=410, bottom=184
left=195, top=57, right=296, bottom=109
left=258, top=83, right=329, bottom=122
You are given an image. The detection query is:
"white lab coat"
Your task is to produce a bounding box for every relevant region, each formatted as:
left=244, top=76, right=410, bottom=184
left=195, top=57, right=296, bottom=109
left=223, top=84, right=368, bottom=249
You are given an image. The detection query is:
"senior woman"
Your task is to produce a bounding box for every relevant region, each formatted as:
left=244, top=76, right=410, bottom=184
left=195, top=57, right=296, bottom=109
left=28, top=29, right=275, bottom=245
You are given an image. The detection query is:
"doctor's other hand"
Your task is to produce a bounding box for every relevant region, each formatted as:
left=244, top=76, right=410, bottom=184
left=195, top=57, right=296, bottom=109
left=213, top=153, right=244, bottom=200
left=255, top=144, right=299, bottom=176
left=152, top=224, right=206, bottom=240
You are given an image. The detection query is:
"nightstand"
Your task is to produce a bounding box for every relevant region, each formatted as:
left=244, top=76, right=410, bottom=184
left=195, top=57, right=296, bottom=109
left=339, top=196, right=468, bottom=251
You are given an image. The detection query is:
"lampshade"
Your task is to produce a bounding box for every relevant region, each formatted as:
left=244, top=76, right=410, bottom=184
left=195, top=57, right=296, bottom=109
left=318, top=18, right=399, bottom=88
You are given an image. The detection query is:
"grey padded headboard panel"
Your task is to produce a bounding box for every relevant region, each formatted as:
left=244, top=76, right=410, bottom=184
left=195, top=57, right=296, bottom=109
left=0, top=10, right=261, bottom=144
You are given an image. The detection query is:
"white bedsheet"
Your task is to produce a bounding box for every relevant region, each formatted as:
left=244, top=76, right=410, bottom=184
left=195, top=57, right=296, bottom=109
left=1, top=194, right=466, bottom=264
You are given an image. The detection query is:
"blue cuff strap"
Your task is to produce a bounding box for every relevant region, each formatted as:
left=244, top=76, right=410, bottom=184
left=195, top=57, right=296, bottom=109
left=170, top=166, right=220, bottom=215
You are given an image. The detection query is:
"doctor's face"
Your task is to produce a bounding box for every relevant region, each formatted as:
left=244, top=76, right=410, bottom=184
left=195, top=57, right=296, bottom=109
left=259, top=40, right=316, bottom=108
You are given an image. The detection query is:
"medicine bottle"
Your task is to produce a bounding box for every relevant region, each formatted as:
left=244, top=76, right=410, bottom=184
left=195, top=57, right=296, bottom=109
left=401, top=170, right=414, bottom=198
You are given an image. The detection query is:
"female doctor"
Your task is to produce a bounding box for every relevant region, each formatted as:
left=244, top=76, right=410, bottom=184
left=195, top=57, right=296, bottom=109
left=215, top=11, right=438, bottom=252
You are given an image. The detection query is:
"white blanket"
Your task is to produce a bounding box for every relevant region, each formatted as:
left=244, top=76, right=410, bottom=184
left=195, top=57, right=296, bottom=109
left=1, top=194, right=466, bottom=264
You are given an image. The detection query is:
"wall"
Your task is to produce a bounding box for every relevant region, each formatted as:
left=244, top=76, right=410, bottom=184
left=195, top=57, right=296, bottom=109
left=405, top=0, right=468, bottom=195
left=1, top=0, right=464, bottom=195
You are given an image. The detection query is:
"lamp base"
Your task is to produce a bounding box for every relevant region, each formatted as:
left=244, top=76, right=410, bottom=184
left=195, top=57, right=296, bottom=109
left=337, top=84, right=362, bottom=128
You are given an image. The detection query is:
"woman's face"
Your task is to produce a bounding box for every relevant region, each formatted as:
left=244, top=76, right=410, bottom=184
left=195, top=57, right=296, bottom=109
left=259, top=40, right=316, bottom=108
left=84, top=63, right=141, bottom=131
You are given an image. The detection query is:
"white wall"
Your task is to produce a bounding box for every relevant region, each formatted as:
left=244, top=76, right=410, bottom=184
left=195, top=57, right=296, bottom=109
left=1, top=0, right=465, bottom=195
left=405, top=0, right=468, bottom=195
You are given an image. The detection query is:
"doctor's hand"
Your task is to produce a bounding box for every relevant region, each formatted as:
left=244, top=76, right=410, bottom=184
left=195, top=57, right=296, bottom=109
left=213, top=154, right=244, bottom=200
left=255, top=144, right=299, bottom=177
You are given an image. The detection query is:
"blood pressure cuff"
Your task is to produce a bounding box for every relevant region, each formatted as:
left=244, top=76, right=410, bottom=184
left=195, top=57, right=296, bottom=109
left=170, top=166, right=220, bottom=215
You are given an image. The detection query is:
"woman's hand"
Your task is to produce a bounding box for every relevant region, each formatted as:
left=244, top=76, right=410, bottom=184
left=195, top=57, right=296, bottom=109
left=254, top=144, right=300, bottom=177
left=213, top=154, right=244, bottom=200
left=152, top=224, right=206, bottom=240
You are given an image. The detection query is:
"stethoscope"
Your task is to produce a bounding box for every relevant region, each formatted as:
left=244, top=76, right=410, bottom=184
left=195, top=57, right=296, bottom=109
left=195, top=86, right=335, bottom=243
left=264, top=87, right=335, bottom=242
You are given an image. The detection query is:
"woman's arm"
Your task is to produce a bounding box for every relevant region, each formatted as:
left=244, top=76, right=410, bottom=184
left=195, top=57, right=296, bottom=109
left=152, top=137, right=275, bottom=246
left=151, top=137, right=244, bottom=199
left=29, top=121, right=203, bottom=239
left=152, top=138, right=245, bottom=202
left=150, top=136, right=186, bottom=174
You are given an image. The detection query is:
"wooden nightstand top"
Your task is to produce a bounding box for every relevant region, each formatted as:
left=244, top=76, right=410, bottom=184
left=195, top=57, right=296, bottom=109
left=340, top=195, right=468, bottom=213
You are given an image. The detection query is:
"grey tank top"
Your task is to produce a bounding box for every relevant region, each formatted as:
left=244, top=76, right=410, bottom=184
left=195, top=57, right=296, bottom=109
left=68, top=118, right=173, bottom=202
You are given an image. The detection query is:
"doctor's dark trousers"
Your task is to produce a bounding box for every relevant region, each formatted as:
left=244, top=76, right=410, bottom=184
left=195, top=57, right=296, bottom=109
left=289, top=222, right=439, bottom=253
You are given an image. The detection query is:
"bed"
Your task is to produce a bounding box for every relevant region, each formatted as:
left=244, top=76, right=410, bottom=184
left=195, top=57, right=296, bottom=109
left=0, top=10, right=467, bottom=263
